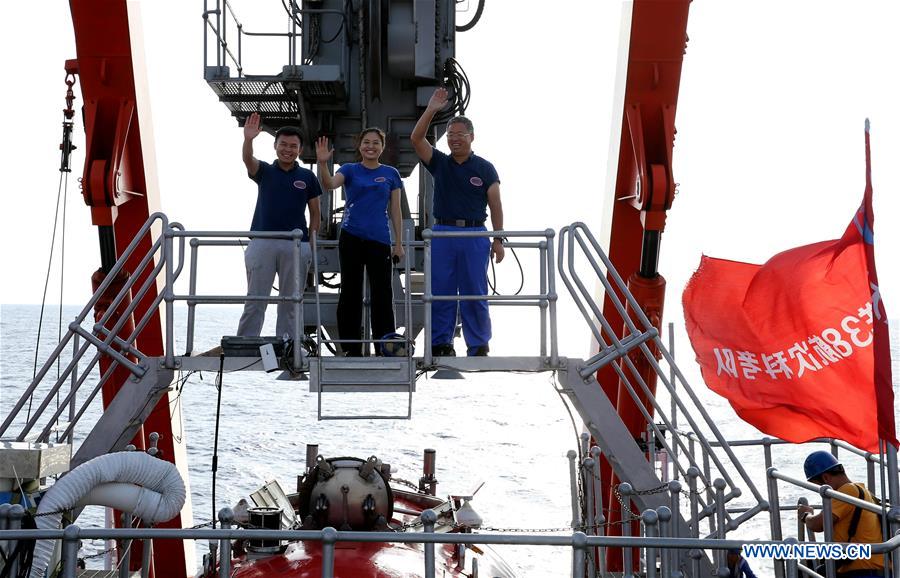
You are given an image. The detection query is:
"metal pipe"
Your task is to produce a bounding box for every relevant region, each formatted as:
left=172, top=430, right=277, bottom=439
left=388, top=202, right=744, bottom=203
left=785, top=546, right=799, bottom=578
left=62, top=525, right=80, bottom=578
left=668, top=481, right=682, bottom=575
left=591, top=446, right=607, bottom=577
left=820, top=486, right=836, bottom=578
left=186, top=239, right=199, bottom=355
left=568, top=450, right=581, bottom=532
left=421, top=449, right=437, bottom=496
left=164, top=228, right=175, bottom=368
left=642, top=509, right=659, bottom=578
left=70, top=325, right=145, bottom=376
left=292, top=231, right=303, bottom=371
left=714, top=479, right=727, bottom=572
left=668, top=322, right=678, bottom=482
left=306, top=444, right=319, bottom=473
left=140, top=537, right=152, bottom=578
left=539, top=239, right=547, bottom=357
left=796, top=497, right=810, bottom=543
left=769, top=469, right=884, bottom=514
left=423, top=510, right=436, bottom=578
left=583, top=457, right=597, bottom=578
left=656, top=507, right=671, bottom=578
left=704, top=452, right=716, bottom=536
left=620, top=483, right=634, bottom=578
left=686, top=467, right=701, bottom=578
left=120, top=512, right=133, bottom=578
left=404, top=226, right=414, bottom=416
left=218, top=508, right=233, bottom=578
left=423, top=230, right=433, bottom=364
left=765, top=462, right=785, bottom=578
left=573, top=532, right=587, bottom=578
left=430, top=293, right=551, bottom=302
left=886, top=443, right=900, bottom=576
left=546, top=230, right=559, bottom=366
left=66, top=331, right=79, bottom=444
left=584, top=457, right=596, bottom=537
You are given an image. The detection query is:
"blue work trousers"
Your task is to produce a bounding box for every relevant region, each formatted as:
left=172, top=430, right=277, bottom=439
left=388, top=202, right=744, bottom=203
left=431, top=224, right=491, bottom=354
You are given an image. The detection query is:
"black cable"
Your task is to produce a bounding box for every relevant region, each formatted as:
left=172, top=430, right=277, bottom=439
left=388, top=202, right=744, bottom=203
left=455, top=0, right=485, bottom=32
left=28, top=171, right=67, bottom=423
left=281, top=0, right=303, bottom=28
left=550, top=371, right=585, bottom=461
left=55, top=172, right=68, bottom=442
left=319, top=12, right=346, bottom=44
left=487, top=244, right=524, bottom=296
left=211, top=354, right=225, bottom=529
left=433, top=59, right=472, bottom=124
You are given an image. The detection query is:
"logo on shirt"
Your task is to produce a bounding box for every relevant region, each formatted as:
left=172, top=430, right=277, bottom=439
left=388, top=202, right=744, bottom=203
left=469, top=176, right=483, bottom=187
left=293, top=180, right=308, bottom=190
left=374, top=176, right=387, bottom=183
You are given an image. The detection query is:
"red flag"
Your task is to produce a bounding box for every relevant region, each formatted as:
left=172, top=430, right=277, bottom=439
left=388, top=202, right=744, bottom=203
left=682, top=123, right=896, bottom=452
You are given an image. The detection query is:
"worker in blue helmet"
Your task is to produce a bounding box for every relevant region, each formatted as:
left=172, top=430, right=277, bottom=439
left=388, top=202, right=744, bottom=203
left=726, top=547, right=758, bottom=578
left=797, top=451, right=887, bottom=578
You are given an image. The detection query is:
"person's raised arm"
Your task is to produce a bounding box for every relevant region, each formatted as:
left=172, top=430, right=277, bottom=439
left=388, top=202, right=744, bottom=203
left=243, top=112, right=261, bottom=177
left=315, top=137, right=345, bottom=190
left=487, top=182, right=505, bottom=263
left=411, top=88, right=449, bottom=165
left=389, top=188, right=405, bottom=260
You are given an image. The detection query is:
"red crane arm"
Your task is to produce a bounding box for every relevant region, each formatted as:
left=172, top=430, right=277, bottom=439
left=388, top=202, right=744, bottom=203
left=68, top=1, right=191, bottom=576
left=598, top=0, right=691, bottom=571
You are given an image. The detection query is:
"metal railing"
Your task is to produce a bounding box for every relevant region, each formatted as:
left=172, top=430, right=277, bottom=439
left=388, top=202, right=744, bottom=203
left=4, top=502, right=899, bottom=578
left=173, top=228, right=309, bottom=371
left=0, top=213, right=184, bottom=444
left=421, top=227, right=559, bottom=365
left=766, top=448, right=900, bottom=578
left=1, top=217, right=316, bottom=449
left=557, top=222, right=766, bottom=535
left=202, top=0, right=350, bottom=78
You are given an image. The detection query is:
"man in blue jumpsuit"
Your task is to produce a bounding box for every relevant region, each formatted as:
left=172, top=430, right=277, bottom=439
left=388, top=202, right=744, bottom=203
left=412, top=88, right=505, bottom=357
left=237, top=112, right=322, bottom=342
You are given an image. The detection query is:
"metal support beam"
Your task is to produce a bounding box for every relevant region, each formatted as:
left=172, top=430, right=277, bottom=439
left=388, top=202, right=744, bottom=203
left=559, top=358, right=714, bottom=578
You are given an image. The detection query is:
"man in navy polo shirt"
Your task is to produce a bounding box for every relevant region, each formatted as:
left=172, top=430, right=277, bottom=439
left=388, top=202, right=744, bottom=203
left=411, top=88, right=505, bottom=357
left=237, top=112, right=322, bottom=342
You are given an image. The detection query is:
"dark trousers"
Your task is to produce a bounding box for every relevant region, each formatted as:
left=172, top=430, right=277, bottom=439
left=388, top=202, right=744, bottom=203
left=337, top=229, right=395, bottom=356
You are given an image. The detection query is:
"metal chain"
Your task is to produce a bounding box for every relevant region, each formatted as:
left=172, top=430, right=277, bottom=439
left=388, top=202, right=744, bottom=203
left=391, top=477, right=420, bottom=491
left=82, top=546, right=117, bottom=560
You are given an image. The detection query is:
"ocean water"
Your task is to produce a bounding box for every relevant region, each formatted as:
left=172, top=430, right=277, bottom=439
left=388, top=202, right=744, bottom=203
left=1, top=304, right=898, bottom=576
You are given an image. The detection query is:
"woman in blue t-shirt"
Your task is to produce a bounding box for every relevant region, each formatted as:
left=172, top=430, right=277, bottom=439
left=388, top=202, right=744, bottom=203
left=316, top=128, right=404, bottom=356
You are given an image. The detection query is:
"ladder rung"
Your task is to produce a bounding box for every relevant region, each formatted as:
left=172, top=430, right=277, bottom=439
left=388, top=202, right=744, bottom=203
left=313, top=384, right=415, bottom=393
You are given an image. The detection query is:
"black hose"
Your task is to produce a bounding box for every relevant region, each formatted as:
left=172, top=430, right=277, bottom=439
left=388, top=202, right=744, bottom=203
left=211, top=354, right=225, bottom=529
left=455, top=0, right=485, bottom=32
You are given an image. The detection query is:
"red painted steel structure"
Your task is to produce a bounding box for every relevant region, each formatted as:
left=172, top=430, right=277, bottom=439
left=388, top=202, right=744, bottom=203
left=67, top=0, right=191, bottom=575
left=598, top=0, right=691, bottom=571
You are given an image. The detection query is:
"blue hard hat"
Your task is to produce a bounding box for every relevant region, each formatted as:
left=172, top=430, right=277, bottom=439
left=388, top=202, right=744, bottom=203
left=380, top=333, right=413, bottom=357
left=804, top=451, right=841, bottom=481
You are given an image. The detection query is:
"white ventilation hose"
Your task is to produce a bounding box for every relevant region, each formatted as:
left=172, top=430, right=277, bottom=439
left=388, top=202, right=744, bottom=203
left=30, top=451, right=185, bottom=578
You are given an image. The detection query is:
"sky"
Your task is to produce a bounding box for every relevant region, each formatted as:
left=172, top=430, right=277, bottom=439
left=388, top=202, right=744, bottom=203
left=1, top=1, right=898, bottom=358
